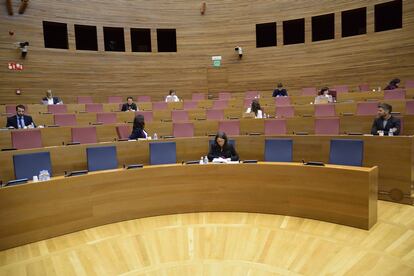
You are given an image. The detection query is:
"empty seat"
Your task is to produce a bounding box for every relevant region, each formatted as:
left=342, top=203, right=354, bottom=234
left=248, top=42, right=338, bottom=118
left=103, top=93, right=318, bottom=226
left=314, top=104, right=336, bottom=117
left=384, top=89, right=406, bottom=100
left=245, top=91, right=259, bottom=99
left=405, top=80, right=414, bottom=89
left=116, top=125, right=132, bottom=140
left=219, top=120, right=240, bottom=136
left=275, top=97, right=291, bottom=106
left=47, top=104, right=67, bottom=114
left=329, top=139, right=364, bottom=166
left=54, top=114, right=77, bottom=126
left=173, top=122, right=194, bottom=137
left=152, top=102, right=168, bottom=110
left=358, top=84, right=370, bottom=92
left=356, top=102, right=378, bottom=116
left=332, top=85, right=349, bottom=93
left=212, top=100, right=228, bottom=109
left=13, top=152, right=52, bottom=180
left=149, top=141, right=177, bottom=165
left=11, top=129, right=42, bottom=150
left=107, top=96, right=123, bottom=103
left=137, top=95, right=151, bottom=102
left=85, top=103, right=104, bottom=113
left=405, top=100, right=414, bottom=115
left=264, top=119, right=287, bottom=135
left=87, top=146, right=118, bottom=172
left=218, top=92, right=231, bottom=100
left=71, top=127, right=97, bottom=144
left=171, top=110, right=189, bottom=122
left=244, top=98, right=253, bottom=108
left=96, top=112, right=117, bottom=124
left=206, top=109, right=225, bottom=120
left=301, top=87, right=317, bottom=96
left=192, top=93, right=205, bottom=101
left=135, top=111, right=154, bottom=122
left=264, top=139, right=293, bottom=162
left=314, top=118, right=340, bottom=135
left=183, top=101, right=198, bottom=110
left=77, top=96, right=93, bottom=104
left=276, top=106, right=295, bottom=118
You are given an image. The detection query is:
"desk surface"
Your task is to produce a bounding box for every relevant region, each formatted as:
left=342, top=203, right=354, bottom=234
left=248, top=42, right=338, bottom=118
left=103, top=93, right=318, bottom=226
left=0, top=162, right=378, bottom=250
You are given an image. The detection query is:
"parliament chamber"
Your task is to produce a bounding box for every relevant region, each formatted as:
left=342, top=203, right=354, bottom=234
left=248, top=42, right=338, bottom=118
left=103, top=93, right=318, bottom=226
left=0, top=0, right=413, bottom=275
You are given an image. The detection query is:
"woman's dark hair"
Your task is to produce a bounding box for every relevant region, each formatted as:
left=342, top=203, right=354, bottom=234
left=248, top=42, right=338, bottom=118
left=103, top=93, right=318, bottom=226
left=251, top=99, right=262, bottom=116
left=169, top=89, right=175, bottom=95
left=132, top=114, right=145, bottom=130
left=389, top=78, right=400, bottom=85
left=319, top=87, right=330, bottom=96
left=214, top=131, right=228, bottom=148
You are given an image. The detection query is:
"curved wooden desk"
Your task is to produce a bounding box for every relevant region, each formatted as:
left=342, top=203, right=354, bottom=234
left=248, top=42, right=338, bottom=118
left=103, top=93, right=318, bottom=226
left=0, top=162, right=377, bottom=250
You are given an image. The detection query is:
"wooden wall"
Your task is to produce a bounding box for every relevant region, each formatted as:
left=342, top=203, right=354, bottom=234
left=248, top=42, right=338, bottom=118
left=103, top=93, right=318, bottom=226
left=0, top=0, right=413, bottom=103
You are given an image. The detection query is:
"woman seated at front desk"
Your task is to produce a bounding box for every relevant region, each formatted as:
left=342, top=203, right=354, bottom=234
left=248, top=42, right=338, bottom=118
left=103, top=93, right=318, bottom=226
left=129, top=114, right=148, bottom=139
left=208, top=132, right=239, bottom=162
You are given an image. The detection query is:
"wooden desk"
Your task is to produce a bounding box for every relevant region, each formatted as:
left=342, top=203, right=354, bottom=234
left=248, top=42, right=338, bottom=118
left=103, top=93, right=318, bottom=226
left=0, top=135, right=411, bottom=204
left=0, top=162, right=378, bottom=250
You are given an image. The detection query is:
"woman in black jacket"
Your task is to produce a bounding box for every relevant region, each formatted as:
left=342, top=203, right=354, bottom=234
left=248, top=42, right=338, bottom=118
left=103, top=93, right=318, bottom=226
left=129, top=114, right=148, bottom=139
left=207, top=131, right=239, bottom=161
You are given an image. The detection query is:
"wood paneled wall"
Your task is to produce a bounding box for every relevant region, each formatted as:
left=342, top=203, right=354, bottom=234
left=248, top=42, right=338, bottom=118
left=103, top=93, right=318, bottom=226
left=0, top=0, right=413, bottom=103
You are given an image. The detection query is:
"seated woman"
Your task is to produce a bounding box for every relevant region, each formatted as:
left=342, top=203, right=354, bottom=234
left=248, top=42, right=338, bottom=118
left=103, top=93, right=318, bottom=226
left=129, top=114, right=148, bottom=139
left=207, top=132, right=239, bottom=162
left=272, top=83, right=288, bottom=97
left=245, top=99, right=263, bottom=118
left=165, top=89, right=180, bottom=102
left=314, top=87, right=333, bottom=104
left=384, top=78, right=400, bottom=90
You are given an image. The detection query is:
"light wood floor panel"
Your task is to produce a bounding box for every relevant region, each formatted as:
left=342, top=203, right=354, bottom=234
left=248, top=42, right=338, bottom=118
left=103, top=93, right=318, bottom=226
left=0, top=201, right=413, bottom=276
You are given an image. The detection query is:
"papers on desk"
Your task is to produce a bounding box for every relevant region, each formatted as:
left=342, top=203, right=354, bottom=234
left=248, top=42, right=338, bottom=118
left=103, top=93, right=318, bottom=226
left=212, top=158, right=239, bottom=164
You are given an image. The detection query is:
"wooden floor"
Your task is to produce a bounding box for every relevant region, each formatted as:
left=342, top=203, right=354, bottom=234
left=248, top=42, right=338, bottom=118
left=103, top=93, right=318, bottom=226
left=0, top=201, right=413, bottom=276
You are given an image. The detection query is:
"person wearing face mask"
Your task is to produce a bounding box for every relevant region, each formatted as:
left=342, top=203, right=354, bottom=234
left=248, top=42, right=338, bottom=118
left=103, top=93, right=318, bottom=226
left=6, top=105, right=36, bottom=129
left=371, top=103, right=401, bottom=135
left=207, top=131, right=239, bottom=162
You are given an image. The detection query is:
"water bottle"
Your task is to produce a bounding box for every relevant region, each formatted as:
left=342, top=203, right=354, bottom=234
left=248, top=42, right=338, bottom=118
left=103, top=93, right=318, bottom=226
left=153, top=133, right=158, bottom=140
left=44, top=170, right=50, bottom=180
left=199, top=156, right=204, bottom=164
left=38, top=170, right=45, bottom=181
left=204, top=156, right=208, bottom=164
left=388, top=129, right=394, bottom=136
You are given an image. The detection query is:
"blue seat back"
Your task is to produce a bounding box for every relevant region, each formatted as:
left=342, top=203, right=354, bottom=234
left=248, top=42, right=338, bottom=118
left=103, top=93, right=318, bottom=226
left=87, top=146, right=118, bottom=172
left=264, top=139, right=293, bottom=162
left=150, top=142, right=177, bottom=165
left=329, top=139, right=364, bottom=166
left=13, top=152, right=52, bottom=180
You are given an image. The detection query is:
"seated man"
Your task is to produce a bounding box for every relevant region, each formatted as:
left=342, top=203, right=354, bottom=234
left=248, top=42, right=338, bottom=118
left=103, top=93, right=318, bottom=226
left=272, top=83, right=288, bottom=97
left=42, top=89, right=62, bottom=105
left=371, top=103, right=401, bottom=135
left=6, top=105, right=36, bottom=129
left=121, top=97, right=138, bottom=111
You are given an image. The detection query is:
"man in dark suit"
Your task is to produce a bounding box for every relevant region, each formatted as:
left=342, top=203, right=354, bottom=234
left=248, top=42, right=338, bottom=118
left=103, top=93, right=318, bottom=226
left=272, top=83, right=288, bottom=97
left=371, top=103, right=401, bottom=135
left=42, top=90, right=62, bottom=105
left=6, top=105, right=36, bottom=129
left=121, top=97, right=138, bottom=111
